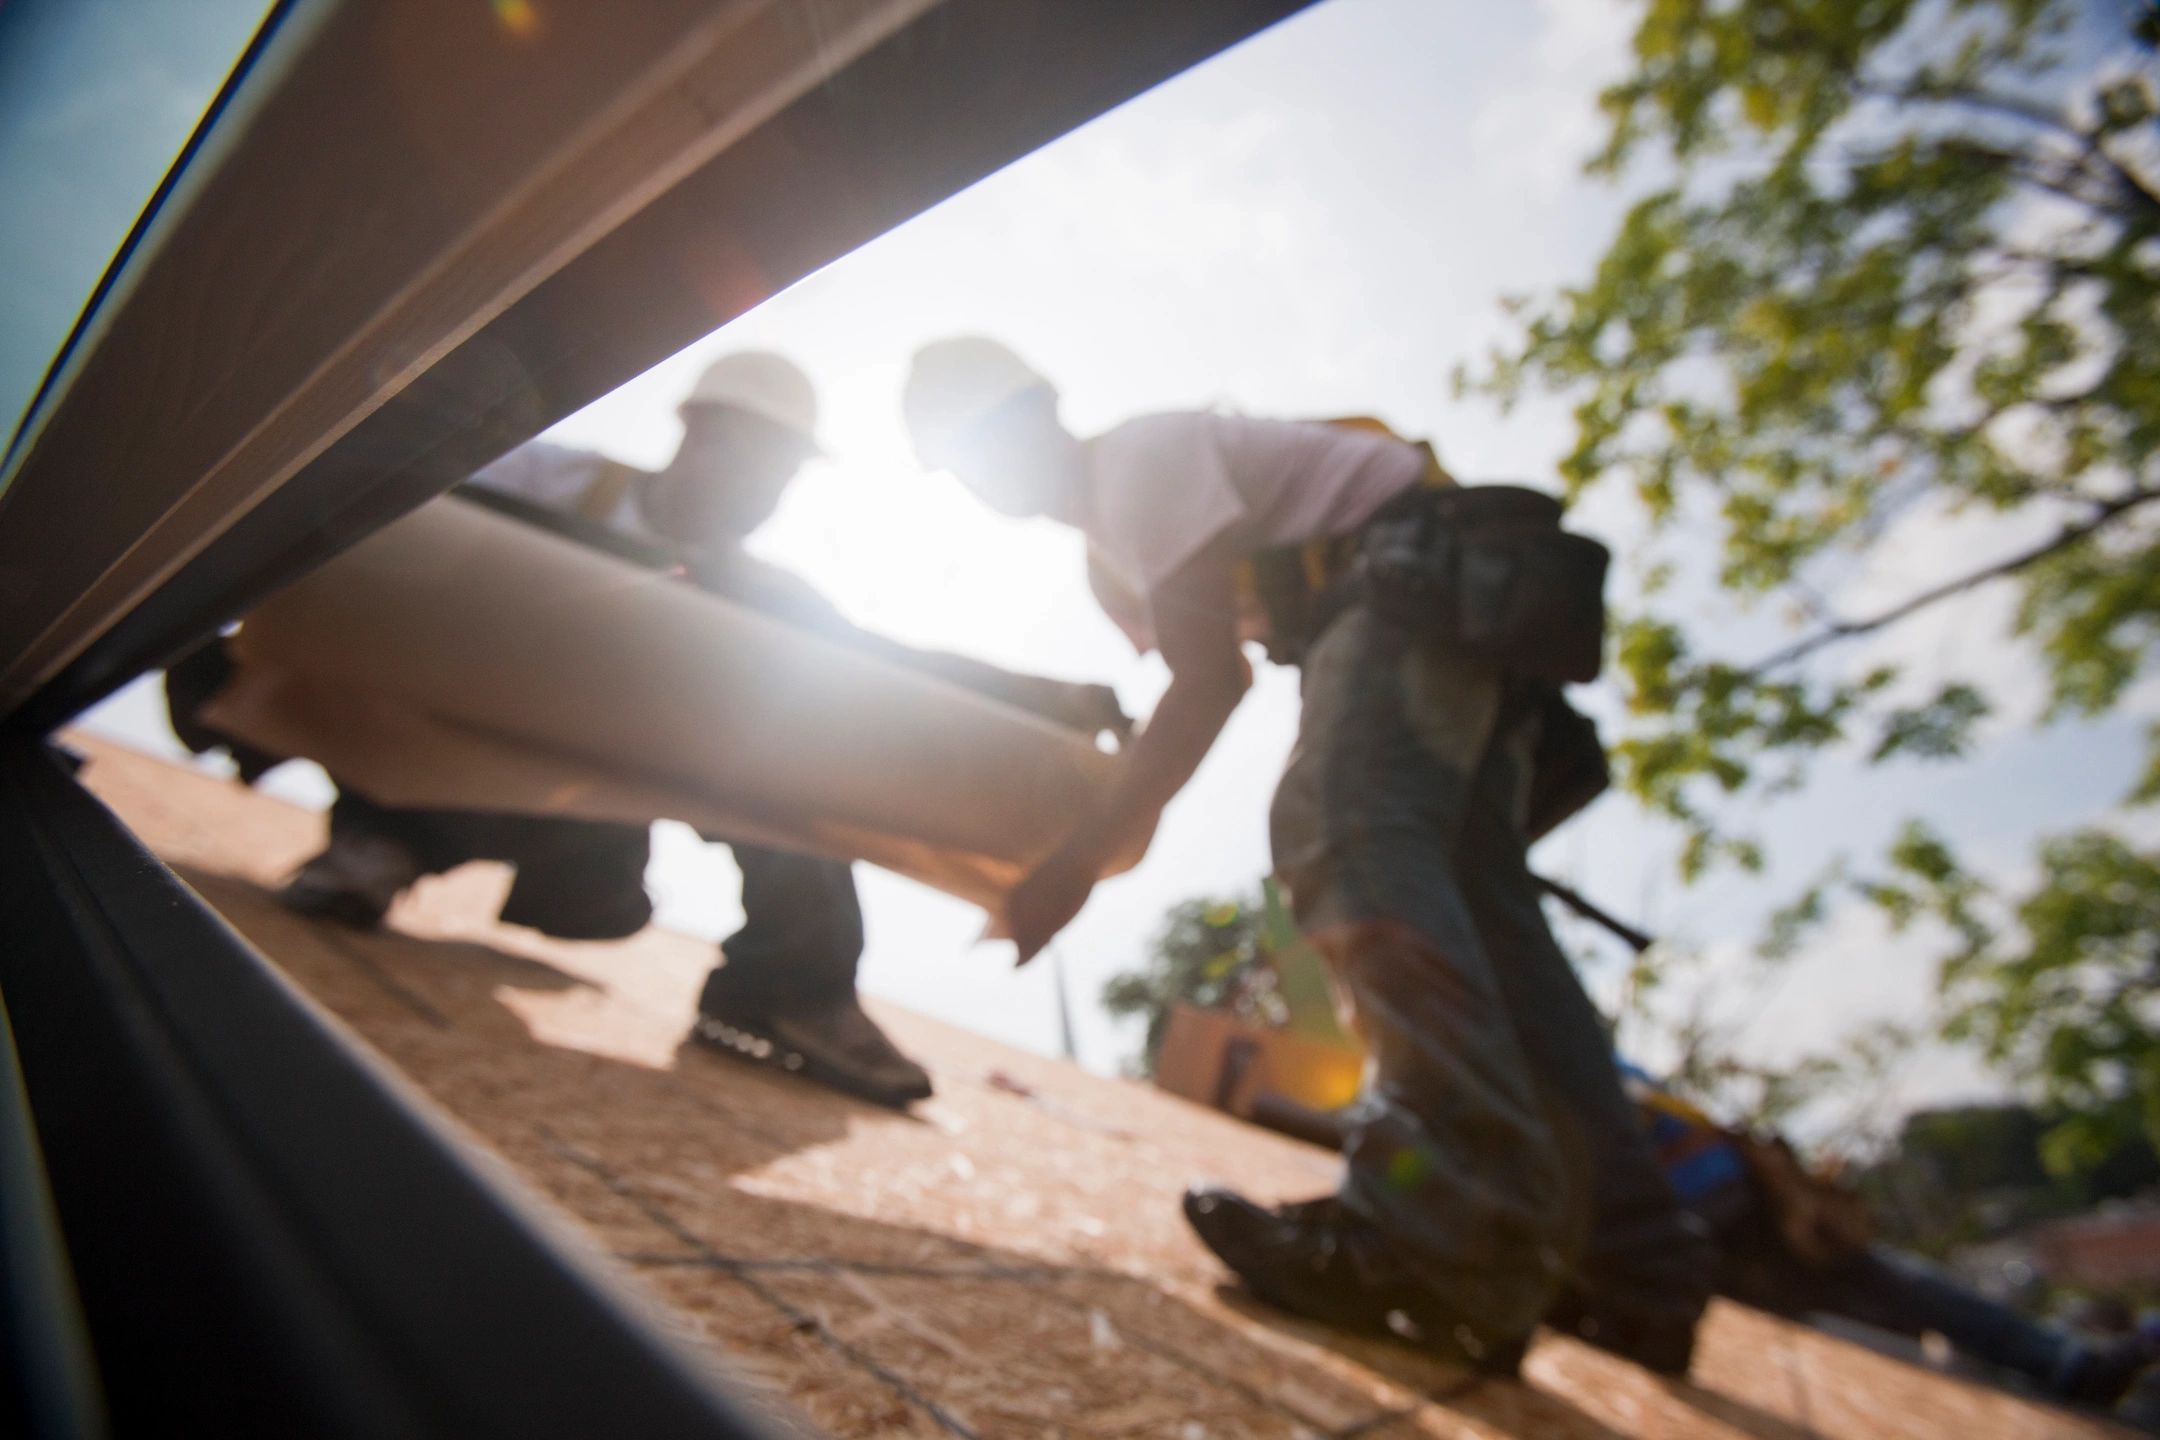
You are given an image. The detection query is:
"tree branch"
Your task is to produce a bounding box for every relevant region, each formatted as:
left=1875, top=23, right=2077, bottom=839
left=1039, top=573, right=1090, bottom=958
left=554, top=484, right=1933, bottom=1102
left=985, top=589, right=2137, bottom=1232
left=1857, top=80, right=2090, bottom=150
left=1857, top=76, right=2160, bottom=222
left=1978, top=247, right=2122, bottom=286
left=1937, top=137, right=2138, bottom=216
left=1930, top=375, right=2108, bottom=457
left=1744, top=487, right=2160, bottom=678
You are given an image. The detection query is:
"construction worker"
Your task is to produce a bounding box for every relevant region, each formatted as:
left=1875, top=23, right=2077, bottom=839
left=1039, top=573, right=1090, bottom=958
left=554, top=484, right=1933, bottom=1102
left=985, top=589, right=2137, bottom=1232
left=900, top=338, right=1712, bottom=1374
left=172, top=352, right=1127, bottom=1110
left=1624, top=1066, right=2160, bottom=1418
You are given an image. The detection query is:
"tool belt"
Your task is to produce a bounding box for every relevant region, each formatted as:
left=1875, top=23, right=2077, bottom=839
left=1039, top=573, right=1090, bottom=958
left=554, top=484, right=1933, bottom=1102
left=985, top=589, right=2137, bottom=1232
left=1248, top=482, right=1614, bottom=838
left=1524, top=690, right=1610, bottom=841
left=1250, top=483, right=1611, bottom=686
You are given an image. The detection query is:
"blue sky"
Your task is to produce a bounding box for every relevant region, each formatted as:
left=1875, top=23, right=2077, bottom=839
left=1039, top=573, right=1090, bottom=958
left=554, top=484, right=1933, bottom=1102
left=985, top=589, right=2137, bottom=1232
left=62, top=0, right=2158, bottom=1139
left=0, top=0, right=271, bottom=453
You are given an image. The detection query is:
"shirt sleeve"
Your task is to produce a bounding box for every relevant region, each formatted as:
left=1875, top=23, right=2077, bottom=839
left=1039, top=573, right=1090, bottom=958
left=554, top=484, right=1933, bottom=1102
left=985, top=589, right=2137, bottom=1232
left=1091, top=413, right=1247, bottom=598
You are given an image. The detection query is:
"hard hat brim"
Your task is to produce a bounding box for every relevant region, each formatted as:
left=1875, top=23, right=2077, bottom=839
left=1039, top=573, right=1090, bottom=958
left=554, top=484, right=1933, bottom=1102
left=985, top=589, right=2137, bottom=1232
left=678, top=397, right=828, bottom=457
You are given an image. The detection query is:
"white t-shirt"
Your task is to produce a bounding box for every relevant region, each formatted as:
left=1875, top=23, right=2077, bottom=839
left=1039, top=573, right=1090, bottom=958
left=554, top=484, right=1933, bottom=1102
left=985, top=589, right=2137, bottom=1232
left=465, top=440, right=656, bottom=543
left=1081, top=410, right=1425, bottom=647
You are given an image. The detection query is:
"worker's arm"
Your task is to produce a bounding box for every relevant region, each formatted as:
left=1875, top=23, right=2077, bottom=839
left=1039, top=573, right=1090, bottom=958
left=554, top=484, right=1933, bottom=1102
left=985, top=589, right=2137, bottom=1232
left=1006, top=537, right=1251, bottom=962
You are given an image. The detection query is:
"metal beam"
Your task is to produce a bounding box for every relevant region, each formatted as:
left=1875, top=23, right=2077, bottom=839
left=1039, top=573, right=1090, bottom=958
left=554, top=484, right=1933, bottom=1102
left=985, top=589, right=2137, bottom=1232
left=0, top=984, right=105, bottom=1440
left=0, top=741, right=786, bottom=1436
left=0, top=0, right=940, bottom=716
left=7, top=0, right=1315, bottom=731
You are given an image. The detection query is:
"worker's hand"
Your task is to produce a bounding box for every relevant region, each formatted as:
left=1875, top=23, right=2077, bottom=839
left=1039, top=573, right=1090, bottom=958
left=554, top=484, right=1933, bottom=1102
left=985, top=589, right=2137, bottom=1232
left=1005, top=846, right=1101, bottom=966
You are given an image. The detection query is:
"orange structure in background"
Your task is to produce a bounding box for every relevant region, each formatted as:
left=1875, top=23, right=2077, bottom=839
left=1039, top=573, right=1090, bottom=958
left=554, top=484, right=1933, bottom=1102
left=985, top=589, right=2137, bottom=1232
left=1152, top=1003, right=1365, bottom=1126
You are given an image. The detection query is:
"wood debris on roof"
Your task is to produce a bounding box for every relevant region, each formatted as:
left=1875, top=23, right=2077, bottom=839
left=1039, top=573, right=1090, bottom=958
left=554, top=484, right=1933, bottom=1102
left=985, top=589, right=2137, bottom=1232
left=71, top=733, right=2124, bottom=1439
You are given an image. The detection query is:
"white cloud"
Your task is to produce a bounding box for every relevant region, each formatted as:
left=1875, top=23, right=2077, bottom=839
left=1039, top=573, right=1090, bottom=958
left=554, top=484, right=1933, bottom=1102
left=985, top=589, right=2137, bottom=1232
left=1470, top=0, right=1635, bottom=199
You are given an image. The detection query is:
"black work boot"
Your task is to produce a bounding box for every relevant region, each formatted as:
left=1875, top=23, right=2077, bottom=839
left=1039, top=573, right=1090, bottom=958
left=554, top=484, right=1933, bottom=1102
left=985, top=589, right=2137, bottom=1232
left=1544, top=1208, right=1713, bottom=1378
left=498, top=872, right=653, bottom=942
left=1183, top=1187, right=1529, bottom=1374
left=1543, top=1290, right=1699, bottom=1376
left=690, top=992, right=933, bottom=1109
left=278, top=833, right=425, bottom=929
left=2057, top=1332, right=2160, bottom=1410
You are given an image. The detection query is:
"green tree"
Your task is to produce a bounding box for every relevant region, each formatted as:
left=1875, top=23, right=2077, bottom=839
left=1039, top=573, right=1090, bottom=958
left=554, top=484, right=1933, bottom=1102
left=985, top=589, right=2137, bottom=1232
left=1859, top=1102, right=2061, bottom=1251
left=1469, top=0, right=2160, bottom=1151
left=1101, top=892, right=1282, bottom=1077
left=1859, top=1098, right=2160, bottom=1250
left=1865, top=824, right=2160, bottom=1169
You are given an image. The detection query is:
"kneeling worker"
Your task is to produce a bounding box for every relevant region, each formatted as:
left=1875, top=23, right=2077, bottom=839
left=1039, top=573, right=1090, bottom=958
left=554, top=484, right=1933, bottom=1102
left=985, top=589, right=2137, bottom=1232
left=174, top=352, right=1126, bottom=1110
left=900, top=339, right=1712, bottom=1373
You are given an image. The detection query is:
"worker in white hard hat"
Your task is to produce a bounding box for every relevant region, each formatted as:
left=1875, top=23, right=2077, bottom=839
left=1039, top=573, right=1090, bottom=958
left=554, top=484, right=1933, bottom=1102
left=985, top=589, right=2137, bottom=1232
left=900, top=337, right=1712, bottom=1375
left=175, top=351, right=1128, bottom=1110
left=453, top=349, right=828, bottom=559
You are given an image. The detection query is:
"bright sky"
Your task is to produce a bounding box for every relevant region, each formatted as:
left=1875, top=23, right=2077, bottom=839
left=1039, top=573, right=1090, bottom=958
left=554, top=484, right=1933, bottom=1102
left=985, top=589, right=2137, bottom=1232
left=0, top=0, right=271, bottom=452
left=77, top=0, right=2159, bottom=1136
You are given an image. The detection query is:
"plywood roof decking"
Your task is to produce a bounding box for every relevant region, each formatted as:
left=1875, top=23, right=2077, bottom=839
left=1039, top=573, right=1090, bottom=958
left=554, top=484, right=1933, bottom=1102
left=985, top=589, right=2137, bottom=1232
left=70, top=733, right=2118, bottom=1439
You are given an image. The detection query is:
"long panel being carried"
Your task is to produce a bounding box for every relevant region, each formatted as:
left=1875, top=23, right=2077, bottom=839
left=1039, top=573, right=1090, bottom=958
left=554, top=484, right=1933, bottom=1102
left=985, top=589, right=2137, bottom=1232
left=206, top=498, right=1127, bottom=909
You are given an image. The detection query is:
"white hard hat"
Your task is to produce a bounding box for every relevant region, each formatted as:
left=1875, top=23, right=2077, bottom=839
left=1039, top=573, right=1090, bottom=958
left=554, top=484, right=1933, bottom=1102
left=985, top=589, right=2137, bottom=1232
left=903, top=337, right=1051, bottom=467
left=680, top=351, right=822, bottom=449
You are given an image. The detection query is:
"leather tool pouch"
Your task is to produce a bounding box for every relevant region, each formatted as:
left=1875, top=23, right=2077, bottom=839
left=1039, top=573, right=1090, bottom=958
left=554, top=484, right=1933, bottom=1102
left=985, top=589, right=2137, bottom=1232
left=1356, top=484, right=1609, bottom=685
left=1525, top=691, right=1611, bottom=842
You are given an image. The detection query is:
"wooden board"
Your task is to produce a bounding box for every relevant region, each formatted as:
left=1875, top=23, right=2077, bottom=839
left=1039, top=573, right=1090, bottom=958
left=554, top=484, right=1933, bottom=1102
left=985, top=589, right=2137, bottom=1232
left=73, top=733, right=2127, bottom=1440
left=204, top=496, right=1131, bottom=909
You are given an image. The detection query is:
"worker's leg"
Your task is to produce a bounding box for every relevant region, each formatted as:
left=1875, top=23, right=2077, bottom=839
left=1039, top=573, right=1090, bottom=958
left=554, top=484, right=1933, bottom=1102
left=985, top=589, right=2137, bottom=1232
left=691, top=845, right=932, bottom=1107
left=1825, top=1247, right=2086, bottom=1388
left=493, top=819, right=652, bottom=941
left=1710, top=1207, right=1855, bottom=1320
left=281, top=787, right=463, bottom=927
left=1739, top=1243, right=2156, bottom=1404
left=1451, top=723, right=1713, bottom=1362
left=1260, top=609, right=1571, bottom=1342
left=162, top=636, right=284, bottom=783
left=293, top=788, right=651, bottom=938
left=326, top=788, right=481, bottom=873
left=700, top=845, right=863, bottom=1013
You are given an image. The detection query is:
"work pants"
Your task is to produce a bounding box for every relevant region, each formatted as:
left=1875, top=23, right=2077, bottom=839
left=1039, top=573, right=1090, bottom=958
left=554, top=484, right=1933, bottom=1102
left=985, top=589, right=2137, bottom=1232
left=329, top=790, right=864, bottom=1015
left=1716, top=1220, right=2083, bottom=1391
left=1269, top=605, right=1713, bottom=1341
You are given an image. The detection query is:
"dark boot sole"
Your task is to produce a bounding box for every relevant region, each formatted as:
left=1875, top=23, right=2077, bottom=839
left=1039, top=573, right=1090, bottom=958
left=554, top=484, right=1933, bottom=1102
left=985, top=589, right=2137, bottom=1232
left=1227, top=1269, right=1526, bottom=1377
left=1549, top=1313, right=1694, bottom=1377
left=1544, top=1293, right=1699, bottom=1377
left=1182, top=1191, right=1525, bottom=1375
left=687, top=1015, right=929, bottom=1111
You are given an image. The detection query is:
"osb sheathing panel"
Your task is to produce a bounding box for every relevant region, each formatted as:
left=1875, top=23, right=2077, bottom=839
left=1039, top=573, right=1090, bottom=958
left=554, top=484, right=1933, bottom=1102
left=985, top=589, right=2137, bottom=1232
left=73, top=734, right=2120, bottom=1440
